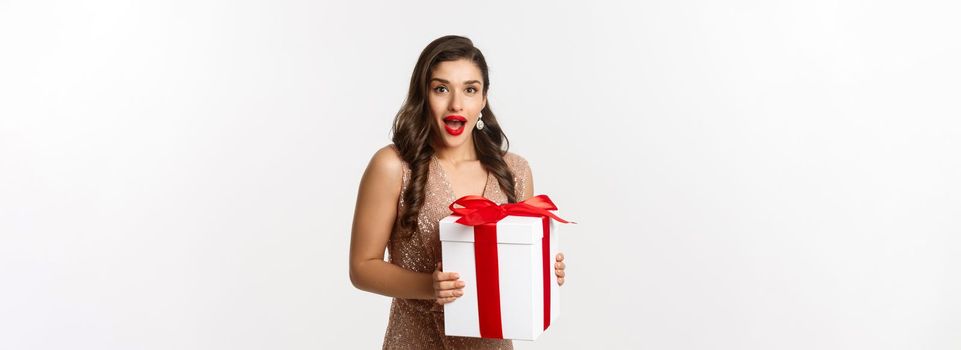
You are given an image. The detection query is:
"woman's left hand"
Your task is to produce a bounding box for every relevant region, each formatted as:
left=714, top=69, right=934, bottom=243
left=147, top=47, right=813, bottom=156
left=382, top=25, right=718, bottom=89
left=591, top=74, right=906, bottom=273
left=554, top=252, right=566, bottom=286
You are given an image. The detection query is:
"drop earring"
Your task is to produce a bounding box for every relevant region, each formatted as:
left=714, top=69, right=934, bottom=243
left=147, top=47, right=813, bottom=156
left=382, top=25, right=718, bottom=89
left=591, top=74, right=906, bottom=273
left=476, top=113, right=485, bottom=130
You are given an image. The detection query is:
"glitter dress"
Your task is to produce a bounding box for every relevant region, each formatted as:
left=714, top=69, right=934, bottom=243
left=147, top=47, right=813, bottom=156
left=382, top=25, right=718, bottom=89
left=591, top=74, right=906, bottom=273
left=382, top=145, right=530, bottom=350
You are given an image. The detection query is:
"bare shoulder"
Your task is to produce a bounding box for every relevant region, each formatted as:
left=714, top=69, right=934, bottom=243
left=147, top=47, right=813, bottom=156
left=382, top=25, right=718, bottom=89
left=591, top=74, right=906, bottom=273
left=372, top=144, right=404, bottom=170
left=363, top=144, right=405, bottom=191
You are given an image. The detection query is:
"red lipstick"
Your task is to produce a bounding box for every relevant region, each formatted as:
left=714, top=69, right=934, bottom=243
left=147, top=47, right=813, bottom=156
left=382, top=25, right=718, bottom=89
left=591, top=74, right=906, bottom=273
left=443, top=115, right=467, bottom=136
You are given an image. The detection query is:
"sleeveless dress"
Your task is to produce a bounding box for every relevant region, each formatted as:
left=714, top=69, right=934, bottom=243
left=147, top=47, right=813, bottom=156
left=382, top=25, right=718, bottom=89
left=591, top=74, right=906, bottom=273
left=382, top=145, right=531, bottom=350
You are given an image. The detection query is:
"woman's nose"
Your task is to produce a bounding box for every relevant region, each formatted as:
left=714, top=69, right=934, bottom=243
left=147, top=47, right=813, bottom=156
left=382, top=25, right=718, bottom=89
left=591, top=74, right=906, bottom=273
left=448, top=91, right=463, bottom=111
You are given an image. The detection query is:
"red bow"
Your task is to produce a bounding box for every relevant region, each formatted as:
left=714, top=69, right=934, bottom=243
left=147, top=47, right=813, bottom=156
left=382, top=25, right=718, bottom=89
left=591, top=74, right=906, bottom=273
left=448, top=194, right=574, bottom=226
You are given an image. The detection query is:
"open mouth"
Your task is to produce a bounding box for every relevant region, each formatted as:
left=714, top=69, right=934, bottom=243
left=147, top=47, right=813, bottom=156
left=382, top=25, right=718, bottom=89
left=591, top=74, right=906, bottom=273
left=443, top=115, right=467, bottom=136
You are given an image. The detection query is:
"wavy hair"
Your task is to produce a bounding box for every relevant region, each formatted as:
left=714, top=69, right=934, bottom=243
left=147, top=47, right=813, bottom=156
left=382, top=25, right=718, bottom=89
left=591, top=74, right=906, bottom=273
left=391, top=35, right=516, bottom=236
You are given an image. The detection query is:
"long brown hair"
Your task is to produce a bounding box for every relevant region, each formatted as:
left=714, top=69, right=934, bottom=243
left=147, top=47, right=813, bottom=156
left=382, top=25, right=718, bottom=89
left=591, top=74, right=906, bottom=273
left=391, top=35, right=516, bottom=236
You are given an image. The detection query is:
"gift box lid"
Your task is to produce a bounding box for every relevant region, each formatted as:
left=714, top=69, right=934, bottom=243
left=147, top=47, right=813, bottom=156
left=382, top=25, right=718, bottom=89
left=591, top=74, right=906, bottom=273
left=439, top=215, right=557, bottom=245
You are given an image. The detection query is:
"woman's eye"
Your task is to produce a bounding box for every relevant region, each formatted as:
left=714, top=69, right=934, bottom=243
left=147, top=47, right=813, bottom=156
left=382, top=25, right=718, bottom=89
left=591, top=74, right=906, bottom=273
left=466, top=87, right=477, bottom=94
left=434, top=86, right=448, bottom=93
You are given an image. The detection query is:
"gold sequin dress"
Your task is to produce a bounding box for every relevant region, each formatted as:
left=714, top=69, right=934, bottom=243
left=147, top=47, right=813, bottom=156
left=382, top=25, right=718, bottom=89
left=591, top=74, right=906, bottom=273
left=382, top=145, right=530, bottom=350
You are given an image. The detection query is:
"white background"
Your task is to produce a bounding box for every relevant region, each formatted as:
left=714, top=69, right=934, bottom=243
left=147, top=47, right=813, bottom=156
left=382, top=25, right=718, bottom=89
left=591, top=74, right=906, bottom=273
left=2, top=1, right=959, bottom=349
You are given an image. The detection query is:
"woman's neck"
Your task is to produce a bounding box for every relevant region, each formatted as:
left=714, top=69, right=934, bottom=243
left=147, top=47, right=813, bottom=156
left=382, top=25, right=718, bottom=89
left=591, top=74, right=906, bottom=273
left=433, top=136, right=478, bottom=165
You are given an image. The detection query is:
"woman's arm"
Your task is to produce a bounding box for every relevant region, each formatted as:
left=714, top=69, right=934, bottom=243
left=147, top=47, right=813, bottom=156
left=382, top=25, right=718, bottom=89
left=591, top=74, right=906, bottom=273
left=348, top=146, right=435, bottom=300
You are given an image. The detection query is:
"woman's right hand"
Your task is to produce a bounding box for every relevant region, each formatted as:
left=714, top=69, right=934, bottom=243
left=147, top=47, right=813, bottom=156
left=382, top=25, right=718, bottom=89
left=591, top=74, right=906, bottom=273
left=433, top=262, right=465, bottom=305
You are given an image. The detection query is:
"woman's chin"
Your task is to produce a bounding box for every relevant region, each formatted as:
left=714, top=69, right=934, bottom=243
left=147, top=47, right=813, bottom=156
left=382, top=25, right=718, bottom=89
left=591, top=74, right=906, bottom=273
left=440, top=133, right=469, bottom=148
left=442, top=138, right=463, bottom=148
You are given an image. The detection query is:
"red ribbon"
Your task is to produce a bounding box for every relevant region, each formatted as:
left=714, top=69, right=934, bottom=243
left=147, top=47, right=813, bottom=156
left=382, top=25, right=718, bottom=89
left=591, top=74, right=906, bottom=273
left=448, top=195, right=573, bottom=338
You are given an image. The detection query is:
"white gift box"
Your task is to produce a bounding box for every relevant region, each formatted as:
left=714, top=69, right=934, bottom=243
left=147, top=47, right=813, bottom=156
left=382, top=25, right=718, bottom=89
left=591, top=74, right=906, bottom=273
left=440, top=214, right=561, bottom=341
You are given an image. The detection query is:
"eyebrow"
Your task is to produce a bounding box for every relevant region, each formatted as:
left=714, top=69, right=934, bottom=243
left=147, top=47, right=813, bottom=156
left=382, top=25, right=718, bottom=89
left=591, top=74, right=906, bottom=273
left=430, top=78, right=482, bottom=85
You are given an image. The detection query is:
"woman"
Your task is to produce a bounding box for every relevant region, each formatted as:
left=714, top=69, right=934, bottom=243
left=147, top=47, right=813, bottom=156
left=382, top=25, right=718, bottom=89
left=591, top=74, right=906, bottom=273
left=349, top=35, right=567, bottom=349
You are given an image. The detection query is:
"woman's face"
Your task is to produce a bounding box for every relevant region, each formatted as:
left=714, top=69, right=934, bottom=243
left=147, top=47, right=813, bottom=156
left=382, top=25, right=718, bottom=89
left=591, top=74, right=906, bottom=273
left=428, top=58, right=487, bottom=149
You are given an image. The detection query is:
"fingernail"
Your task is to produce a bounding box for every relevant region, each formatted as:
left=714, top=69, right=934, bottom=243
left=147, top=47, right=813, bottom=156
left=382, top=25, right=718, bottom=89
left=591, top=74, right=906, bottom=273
left=454, top=273, right=460, bottom=278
